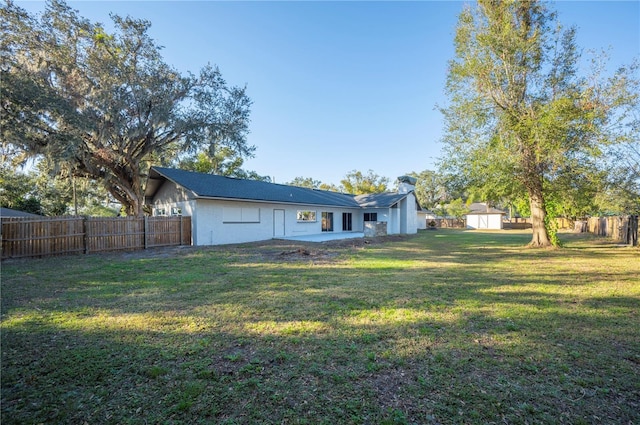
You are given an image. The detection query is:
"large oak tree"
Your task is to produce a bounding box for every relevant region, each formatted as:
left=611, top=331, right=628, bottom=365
left=440, top=0, right=639, bottom=246
left=1, top=0, right=253, bottom=216
left=407, top=170, right=448, bottom=210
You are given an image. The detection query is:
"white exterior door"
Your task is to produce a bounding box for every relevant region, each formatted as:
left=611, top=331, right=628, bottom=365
left=273, top=209, right=285, bottom=237
left=479, top=215, right=488, bottom=229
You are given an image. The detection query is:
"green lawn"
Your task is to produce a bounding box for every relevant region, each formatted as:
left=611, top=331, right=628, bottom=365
left=2, top=230, right=639, bottom=424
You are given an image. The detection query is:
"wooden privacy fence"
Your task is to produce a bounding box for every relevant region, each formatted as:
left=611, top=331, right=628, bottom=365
left=432, top=217, right=574, bottom=229
left=433, top=218, right=466, bottom=228
left=503, top=217, right=573, bottom=229
left=1, top=216, right=192, bottom=259
left=585, top=215, right=639, bottom=246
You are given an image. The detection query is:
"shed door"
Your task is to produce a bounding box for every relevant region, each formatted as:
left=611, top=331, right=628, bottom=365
left=273, top=209, right=285, bottom=237
left=479, top=215, right=488, bottom=229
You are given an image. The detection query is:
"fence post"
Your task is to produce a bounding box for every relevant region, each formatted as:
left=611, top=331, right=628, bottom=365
left=83, top=216, right=89, bottom=254
left=144, top=216, right=149, bottom=250
left=179, top=216, right=183, bottom=246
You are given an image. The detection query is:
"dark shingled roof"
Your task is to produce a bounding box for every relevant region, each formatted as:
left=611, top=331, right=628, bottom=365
left=147, top=167, right=361, bottom=207
left=354, top=192, right=408, bottom=208
left=0, top=207, right=41, bottom=218
left=146, top=167, right=412, bottom=209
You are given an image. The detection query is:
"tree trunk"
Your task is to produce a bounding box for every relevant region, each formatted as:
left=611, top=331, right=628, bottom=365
left=130, top=171, right=145, bottom=217
left=528, top=185, right=552, bottom=247
left=629, top=215, right=638, bottom=247
left=127, top=196, right=142, bottom=217
left=104, top=170, right=145, bottom=217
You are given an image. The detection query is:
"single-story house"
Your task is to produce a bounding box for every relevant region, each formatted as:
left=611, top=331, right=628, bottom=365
left=465, top=202, right=506, bottom=230
left=144, top=167, right=421, bottom=245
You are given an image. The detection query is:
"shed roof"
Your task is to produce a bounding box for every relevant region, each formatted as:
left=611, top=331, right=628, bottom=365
left=467, top=203, right=506, bottom=215
left=146, top=167, right=413, bottom=209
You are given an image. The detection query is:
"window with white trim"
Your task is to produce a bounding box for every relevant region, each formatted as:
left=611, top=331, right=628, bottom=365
left=364, top=213, right=377, bottom=222
left=297, top=210, right=317, bottom=222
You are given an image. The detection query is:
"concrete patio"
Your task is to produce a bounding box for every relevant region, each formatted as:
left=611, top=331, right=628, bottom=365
left=277, top=232, right=365, bottom=243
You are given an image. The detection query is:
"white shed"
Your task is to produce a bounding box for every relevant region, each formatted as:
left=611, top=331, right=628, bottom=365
left=465, top=203, right=506, bottom=230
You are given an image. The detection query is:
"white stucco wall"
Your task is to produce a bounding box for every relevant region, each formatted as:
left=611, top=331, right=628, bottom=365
left=362, top=209, right=389, bottom=225
left=417, top=211, right=428, bottom=230
left=405, top=193, right=418, bottom=234
left=390, top=207, right=401, bottom=234
left=191, top=200, right=362, bottom=245
left=149, top=179, right=420, bottom=245
left=348, top=192, right=418, bottom=236
left=392, top=193, right=418, bottom=235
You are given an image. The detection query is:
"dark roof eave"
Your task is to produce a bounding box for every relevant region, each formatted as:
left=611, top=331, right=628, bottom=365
left=194, top=195, right=362, bottom=209
left=467, top=211, right=506, bottom=215
left=354, top=192, right=411, bottom=208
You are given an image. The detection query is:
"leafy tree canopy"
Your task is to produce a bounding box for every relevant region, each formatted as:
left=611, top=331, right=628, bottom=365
left=406, top=170, right=449, bottom=210
left=1, top=0, right=255, bottom=216
left=287, top=177, right=323, bottom=190
left=287, top=176, right=340, bottom=192
left=177, top=151, right=270, bottom=182
left=0, top=163, right=119, bottom=217
left=0, top=166, right=42, bottom=215
left=340, top=170, right=389, bottom=195
left=446, top=198, right=469, bottom=220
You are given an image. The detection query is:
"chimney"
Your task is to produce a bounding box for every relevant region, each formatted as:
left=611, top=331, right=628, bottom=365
left=397, top=175, right=417, bottom=194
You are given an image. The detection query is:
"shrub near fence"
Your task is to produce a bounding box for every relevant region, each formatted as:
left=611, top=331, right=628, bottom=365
left=434, top=218, right=466, bottom=228
left=1, top=216, right=191, bottom=259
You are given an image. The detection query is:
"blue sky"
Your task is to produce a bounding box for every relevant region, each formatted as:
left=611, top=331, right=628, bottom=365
left=18, top=1, right=640, bottom=186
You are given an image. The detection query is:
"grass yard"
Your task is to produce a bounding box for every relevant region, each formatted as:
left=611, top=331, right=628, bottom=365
left=2, top=230, right=639, bottom=424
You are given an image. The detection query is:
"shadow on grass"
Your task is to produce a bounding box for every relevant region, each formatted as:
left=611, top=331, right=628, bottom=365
left=2, top=230, right=639, bottom=424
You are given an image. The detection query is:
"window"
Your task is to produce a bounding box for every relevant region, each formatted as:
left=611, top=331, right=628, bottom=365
left=171, top=207, right=182, bottom=216
left=364, top=213, right=377, bottom=222
left=342, top=213, right=352, bottom=231
left=154, top=208, right=166, bottom=216
left=322, top=212, right=334, bottom=232
left=297, top=210, right=317, bottom=222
